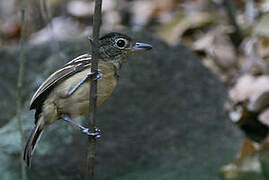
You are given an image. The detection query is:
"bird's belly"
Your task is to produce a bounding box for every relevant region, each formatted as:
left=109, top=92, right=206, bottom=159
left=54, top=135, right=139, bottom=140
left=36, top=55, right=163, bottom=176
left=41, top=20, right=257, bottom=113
left=52, top=66, right=117, bottom=119
left=60, top=80, right=116, bottom=118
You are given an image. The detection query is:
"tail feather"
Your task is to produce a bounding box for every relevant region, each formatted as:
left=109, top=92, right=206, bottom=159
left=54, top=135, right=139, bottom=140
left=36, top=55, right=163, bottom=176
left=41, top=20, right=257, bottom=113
left=23, top=122, right=43, bottom=167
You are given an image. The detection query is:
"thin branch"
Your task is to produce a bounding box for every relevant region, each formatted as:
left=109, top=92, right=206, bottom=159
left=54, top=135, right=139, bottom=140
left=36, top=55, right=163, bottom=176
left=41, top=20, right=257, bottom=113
left=85, top=0, right=102, bottom=179
left=16, top=0, right=27, bottom=179
left=222, top=0, right=245, bottom=48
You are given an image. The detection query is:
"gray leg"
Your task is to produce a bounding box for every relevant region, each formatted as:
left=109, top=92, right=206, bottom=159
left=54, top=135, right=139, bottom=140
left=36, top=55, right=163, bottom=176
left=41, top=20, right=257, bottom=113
left=67, top=70, right=102, bottom=97
left=61, top=115, right=101, bottom=138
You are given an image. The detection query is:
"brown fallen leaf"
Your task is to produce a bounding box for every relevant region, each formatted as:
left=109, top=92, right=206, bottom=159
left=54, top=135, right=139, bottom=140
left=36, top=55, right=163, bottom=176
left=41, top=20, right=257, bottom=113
left=220, top=140, right=265, bottom=180
left=259, top=109, right=269, bottom=127
left=254, top=13, right=269, bottom=38
left=235, top=140, right=259, bottom=166
left=229, top=75, right=269, bottom=104
left=157, top=11, right=215, bottom=45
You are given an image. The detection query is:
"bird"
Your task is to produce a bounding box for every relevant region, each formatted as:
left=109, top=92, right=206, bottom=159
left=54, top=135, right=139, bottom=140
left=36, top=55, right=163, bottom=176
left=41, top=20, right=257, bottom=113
left=23, top=32, right=152, bottom=167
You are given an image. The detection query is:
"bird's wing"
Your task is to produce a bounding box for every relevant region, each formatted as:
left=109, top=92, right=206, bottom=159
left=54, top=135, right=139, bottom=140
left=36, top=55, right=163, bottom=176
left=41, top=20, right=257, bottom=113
left=30, top=54, right=92, bottom=110
left=63, top=54, right=91, bottom=67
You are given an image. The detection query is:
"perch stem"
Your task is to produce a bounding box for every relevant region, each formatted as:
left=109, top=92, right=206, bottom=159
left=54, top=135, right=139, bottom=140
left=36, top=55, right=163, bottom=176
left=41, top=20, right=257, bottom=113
left=85, top=0, right=103, bottom=179
left=16, top=0, right=28, bottom=179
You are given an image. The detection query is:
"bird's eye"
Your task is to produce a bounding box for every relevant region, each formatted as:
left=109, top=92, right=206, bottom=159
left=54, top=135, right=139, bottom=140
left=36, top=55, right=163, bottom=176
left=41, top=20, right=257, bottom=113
left=116, top=39, right=126, bottom=48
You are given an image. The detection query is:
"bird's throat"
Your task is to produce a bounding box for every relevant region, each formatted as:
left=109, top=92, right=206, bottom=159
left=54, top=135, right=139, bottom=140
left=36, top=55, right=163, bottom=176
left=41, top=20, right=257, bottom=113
left=112, top=59, right=123, bottom=80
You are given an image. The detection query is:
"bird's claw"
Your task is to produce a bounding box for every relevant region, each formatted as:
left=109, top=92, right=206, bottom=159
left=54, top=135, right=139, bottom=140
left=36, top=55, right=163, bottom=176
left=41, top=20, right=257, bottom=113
left=67, top=69, right=102, bottom=97
left=82, top=127, right=101, bottom=139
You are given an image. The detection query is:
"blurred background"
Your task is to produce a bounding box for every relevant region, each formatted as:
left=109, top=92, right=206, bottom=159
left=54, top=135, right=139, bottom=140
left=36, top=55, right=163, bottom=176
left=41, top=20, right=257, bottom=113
left=1, top=0, right=269, bottom=180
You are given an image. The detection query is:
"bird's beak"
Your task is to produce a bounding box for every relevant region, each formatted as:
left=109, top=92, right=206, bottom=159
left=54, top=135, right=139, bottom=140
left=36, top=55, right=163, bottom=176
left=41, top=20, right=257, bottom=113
left=132, top=42, right=152, bottom=52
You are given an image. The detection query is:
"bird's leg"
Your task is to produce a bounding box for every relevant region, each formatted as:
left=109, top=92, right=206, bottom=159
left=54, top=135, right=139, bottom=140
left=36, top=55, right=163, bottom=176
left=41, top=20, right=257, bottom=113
left=61, top=114, right=101, bottom=138
left=67, top=70, right=102, bottom=97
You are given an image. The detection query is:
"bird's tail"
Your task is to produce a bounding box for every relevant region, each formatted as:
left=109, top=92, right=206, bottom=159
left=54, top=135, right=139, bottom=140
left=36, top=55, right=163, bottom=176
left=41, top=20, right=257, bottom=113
left=23, top=120, right=43, bottom=167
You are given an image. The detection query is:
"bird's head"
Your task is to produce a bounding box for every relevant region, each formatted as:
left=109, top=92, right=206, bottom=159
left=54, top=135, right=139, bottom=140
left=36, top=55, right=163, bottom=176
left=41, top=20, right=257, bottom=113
left=97, top=32, right=152, bottom=65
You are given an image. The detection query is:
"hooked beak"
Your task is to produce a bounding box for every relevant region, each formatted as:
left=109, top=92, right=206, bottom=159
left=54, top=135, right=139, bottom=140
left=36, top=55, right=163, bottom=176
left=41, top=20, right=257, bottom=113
left=132, top=42, right=152, bottom=52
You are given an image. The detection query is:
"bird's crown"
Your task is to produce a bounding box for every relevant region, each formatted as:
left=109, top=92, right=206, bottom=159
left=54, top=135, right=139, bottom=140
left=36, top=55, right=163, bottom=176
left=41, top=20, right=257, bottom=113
left=97, top=32, right=152, bottom=63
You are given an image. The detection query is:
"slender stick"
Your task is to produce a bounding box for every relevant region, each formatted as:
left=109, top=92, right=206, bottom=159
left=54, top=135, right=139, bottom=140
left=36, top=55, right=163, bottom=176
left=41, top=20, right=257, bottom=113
left=16, top=0, right=27, bottom=180
left=222, top=0, right=244, bottom=48
left=85, top=0, right=102, bottom=179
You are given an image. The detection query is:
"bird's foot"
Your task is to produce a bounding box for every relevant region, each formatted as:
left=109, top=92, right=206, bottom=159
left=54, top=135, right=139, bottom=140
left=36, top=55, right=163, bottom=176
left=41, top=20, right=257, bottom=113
left=92, top=70, right=103, bottom=81
left=82, top=127, right=101, bottom=139
left=67, top=70, right=102, bottom=97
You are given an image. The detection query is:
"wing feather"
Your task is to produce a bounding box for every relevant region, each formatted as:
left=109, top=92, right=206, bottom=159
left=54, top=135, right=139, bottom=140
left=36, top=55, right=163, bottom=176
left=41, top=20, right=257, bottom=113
left=30, top=54, right=91, bottom=110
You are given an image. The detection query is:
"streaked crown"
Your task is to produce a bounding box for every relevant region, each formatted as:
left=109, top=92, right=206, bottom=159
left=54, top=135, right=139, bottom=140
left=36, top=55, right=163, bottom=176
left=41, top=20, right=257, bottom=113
left=98, top=32, right=152, bottom=62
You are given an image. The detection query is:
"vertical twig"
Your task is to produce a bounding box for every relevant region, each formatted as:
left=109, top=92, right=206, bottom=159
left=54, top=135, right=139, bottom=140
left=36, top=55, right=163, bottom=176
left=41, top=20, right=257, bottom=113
left=85, top=0, right=102, bottom=179
left=222, top=0, right=244, bottom=48
left=16, top=0, right=27, bottom=180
